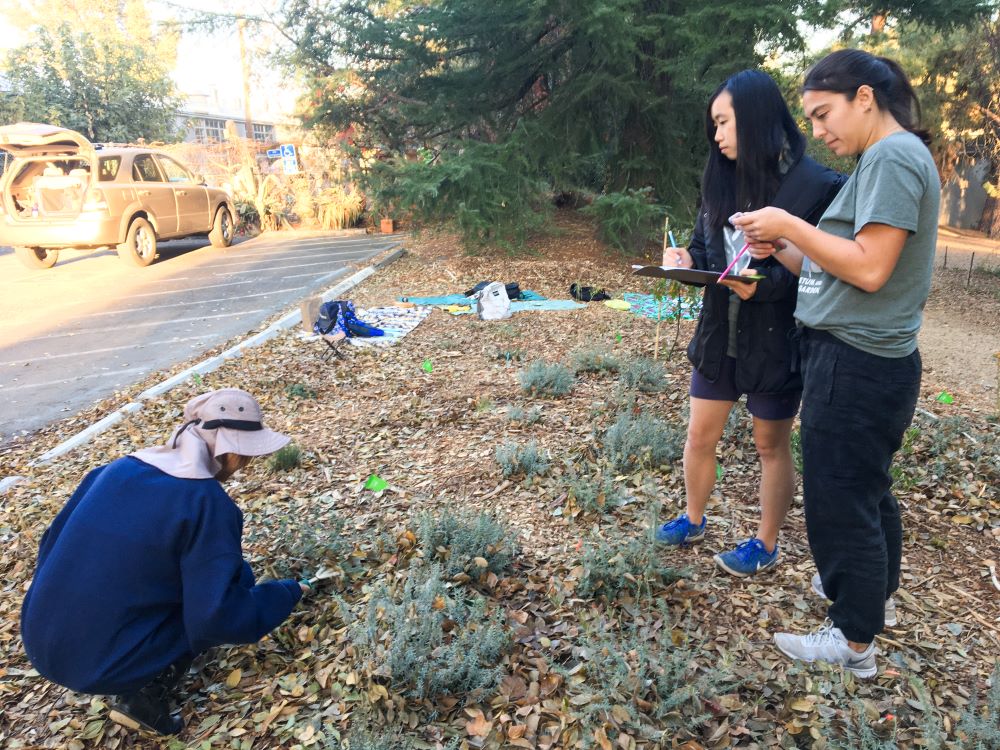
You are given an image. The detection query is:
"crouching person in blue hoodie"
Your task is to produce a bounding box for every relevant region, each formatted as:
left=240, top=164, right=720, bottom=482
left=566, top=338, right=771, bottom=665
left=21, top=389, right=309, bottom=736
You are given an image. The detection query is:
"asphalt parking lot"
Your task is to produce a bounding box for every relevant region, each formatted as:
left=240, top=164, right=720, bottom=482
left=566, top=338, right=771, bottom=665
left=0, top=231, right=397, bottom=442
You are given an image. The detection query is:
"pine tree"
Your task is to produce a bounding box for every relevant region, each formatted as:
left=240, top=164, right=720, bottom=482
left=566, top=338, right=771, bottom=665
left=283, top=0, right=995, bottom=246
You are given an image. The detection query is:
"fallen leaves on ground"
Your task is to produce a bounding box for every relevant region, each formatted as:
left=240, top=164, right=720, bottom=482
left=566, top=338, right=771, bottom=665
left=1, top=211, right=998, bottom=749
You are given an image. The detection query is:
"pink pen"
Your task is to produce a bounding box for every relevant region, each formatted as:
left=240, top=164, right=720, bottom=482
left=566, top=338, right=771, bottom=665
left=718, top=242, right=750, bottom=281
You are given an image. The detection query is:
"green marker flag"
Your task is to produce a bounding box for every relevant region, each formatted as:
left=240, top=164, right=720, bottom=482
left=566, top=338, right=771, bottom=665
left=716, top=463, right=723, bottom=481
left=421, top=359, right=433, bottom=373
left=615, top=333, right=623, bottom=343
left=935, top=391, right=954, bottom=404
left=364, top=474, right=388, bottom=492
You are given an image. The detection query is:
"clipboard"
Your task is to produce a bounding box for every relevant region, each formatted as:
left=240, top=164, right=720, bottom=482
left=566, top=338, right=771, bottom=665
left=631, top=265, right=764, bottom=285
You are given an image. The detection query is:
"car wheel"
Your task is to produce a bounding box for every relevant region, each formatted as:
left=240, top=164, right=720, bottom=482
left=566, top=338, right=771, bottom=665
left=209, top=206, right=234, bottom=248
left=117, top=217, right=158, bottom=267
left=14, top=246, right=59, bottom=269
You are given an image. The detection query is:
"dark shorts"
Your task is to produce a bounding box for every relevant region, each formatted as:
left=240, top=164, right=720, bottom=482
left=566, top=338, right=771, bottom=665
left=690, top=356, right=801, bottom=421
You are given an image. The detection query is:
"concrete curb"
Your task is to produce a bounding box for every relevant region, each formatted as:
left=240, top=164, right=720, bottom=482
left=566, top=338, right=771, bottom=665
left=8, top=244, right=406, bottom=477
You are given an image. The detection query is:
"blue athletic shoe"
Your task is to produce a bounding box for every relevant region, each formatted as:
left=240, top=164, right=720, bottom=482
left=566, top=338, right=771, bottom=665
left=714, top=538, right=780, bottom=577
left=655, top=514, right=706, bottom=545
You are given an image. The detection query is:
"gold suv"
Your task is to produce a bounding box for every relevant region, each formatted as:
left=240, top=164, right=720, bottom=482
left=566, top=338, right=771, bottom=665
left=0, top=122, right=236, bottom=269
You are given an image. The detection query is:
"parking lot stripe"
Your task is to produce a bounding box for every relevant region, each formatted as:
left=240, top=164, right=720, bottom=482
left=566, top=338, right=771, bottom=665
left=123, top=279, right=274, bottom=297
left=48, top=287, right=306, bottom=320
left=0, top=334, right=210, bottom=366
left=206, top=247, right=385, bottom=270
left=20, top=309, right=271, bottom=342
left=214, top=257, right=370, bottom=276
left=1, top=366, right=154, bottom=393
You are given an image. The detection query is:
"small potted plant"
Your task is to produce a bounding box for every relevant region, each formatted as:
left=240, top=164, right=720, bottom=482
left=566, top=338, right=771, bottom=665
left=367, top=195, right=395, bottom=233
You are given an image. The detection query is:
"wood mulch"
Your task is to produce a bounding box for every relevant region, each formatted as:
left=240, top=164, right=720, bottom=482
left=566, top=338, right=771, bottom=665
left=1, top=210, right=998, bottom=749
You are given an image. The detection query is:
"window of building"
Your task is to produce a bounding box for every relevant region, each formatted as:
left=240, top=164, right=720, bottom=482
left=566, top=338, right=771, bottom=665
left=193, top=118, right=226, bottom=143
left=252, top=123, right=274, bottom=143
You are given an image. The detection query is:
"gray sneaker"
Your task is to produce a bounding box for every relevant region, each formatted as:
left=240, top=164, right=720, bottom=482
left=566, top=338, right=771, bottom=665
left=810, top=573, right=898, bottom=627
left=774, top=620, right=878, bottom=678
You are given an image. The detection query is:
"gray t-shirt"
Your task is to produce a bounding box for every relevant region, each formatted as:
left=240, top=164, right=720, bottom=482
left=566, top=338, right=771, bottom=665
left=795, top=131, right=940, bottom=358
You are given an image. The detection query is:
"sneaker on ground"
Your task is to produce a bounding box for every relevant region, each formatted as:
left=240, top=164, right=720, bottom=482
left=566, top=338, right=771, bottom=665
left=714, top=538, right=780, bottom=577
left=655, top=514, right=706, bottom=546
left=810, top=573, right=898, bottom=627
left=773, top=619, right=878, bottom=678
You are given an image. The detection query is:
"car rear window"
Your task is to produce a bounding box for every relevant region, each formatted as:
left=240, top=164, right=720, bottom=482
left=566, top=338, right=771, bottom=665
left=98, top=157, right=121, bottom=182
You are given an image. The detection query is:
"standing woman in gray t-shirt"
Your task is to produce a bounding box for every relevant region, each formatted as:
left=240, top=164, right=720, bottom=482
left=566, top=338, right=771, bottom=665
left=732, top=49, right=940, bottom=678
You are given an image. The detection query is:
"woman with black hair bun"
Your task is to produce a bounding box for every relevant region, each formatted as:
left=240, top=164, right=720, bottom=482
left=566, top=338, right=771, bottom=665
left=733, top=49, right=941, bottom=677
left=654, top=70, right=844, bottom=578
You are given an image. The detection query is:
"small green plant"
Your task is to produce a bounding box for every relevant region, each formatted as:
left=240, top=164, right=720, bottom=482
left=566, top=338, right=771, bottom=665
left=890, top=426, right=920, bottom=490
left=284, top=383, right=318, bottom=399
left=602, top=411, right=684, bottom=472
left=495, top=439, right=550, bottom=479
left=618, top=357, right=668, bottom=393
left=571, top=347, right=621, bottom=375
left=576, top=536, right=685, bottom=600
left=506, top=405, right=542, bottom=424
left=245, top=502, right=352, bottom=580
left=326, top=727, right=416, bottom=750
left=352, top=563, right=511, bottom=700
left=472, top=395, right=494, bottom=412
left=827, top=700, right=900, bottom=749
left=268, top=443, right=302, bottom=472
left=957, top=661, right=1000, bottom=749
left=791, top=429, right=804, bottom=475
left=722, top=403, right=748, bottom=441
left=559, top=607, right=719, bottom=739
left=417, top=510, right=516, bottom=578
left=495, top=347, right=525, bottom=363
left=518, top=361, right=574, bottom=397
left=566, top=469, right=626, bottom=513
left=995, top=351, right=1000, bottom=418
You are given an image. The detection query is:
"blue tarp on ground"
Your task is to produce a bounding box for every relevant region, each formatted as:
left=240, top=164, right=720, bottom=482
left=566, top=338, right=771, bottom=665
left=399, top=290, right=546, bottom=306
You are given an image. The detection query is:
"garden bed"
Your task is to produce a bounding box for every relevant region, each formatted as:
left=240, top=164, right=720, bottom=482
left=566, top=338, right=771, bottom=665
left=1, top=211, right=998, bottom=749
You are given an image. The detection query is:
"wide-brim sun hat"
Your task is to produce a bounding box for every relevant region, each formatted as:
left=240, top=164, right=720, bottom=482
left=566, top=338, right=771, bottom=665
left=132, top=388, right=290, bottom=479
left=191, top=388, right=291, bottom=457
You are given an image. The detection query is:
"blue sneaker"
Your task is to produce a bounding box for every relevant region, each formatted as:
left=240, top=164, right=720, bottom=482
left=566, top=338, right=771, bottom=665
left=655, top=514, right=706, bottom=545
left=714, top=538, right=780, bottom=577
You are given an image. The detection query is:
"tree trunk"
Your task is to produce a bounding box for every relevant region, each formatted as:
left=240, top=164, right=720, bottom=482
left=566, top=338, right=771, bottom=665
left=871, top=14, right=887, bottom=33
left=978, top=194, right=1000, bottom=239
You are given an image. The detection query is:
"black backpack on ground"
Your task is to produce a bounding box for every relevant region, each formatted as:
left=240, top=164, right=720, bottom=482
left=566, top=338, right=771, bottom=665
left=464, top=281, right=522, bottom=300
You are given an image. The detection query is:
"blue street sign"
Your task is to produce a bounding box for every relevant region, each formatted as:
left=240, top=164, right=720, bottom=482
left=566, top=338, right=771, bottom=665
left=282, top=156, right=299, bottom=175
left=266, top=148, right=281, bottom=158
left=280, top=144, right=295, bottom=158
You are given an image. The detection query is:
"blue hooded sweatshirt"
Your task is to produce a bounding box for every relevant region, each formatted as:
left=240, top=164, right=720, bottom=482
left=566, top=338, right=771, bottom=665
left=21, top=457, right=301, bottom=695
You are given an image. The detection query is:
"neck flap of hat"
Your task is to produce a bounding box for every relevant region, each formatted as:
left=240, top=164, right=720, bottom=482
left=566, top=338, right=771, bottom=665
left=130, top=391, right=229, bottom=479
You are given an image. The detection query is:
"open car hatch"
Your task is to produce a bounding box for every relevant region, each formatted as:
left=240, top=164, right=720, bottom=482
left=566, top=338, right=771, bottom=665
left=0, top=122, right=93, bottom=158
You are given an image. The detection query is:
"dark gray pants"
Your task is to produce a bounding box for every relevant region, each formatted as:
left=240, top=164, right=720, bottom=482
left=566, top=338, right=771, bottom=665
left=799, top=328, right=921, bottom=643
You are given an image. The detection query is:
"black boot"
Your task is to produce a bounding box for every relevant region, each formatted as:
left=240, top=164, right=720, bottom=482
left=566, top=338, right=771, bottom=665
left=110, top=688, right=183, bottom=735
left=109, top=656, right=192, bottom=735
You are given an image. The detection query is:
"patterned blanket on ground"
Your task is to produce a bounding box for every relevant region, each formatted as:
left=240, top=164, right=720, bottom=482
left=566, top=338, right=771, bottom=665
left=346, top=306, right=433, bottom=348
left=450, top=299, right=586, bottom=315
left=621, top=292, right=702, bottom=321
